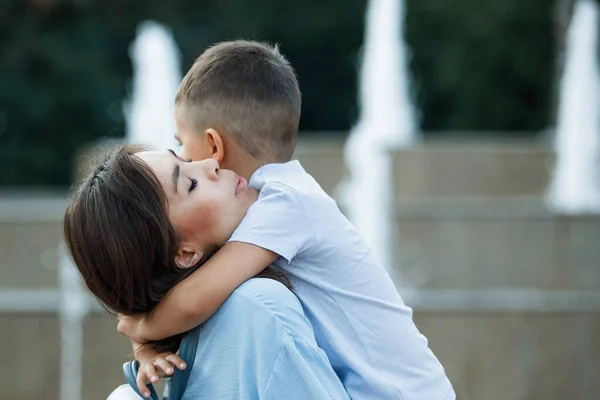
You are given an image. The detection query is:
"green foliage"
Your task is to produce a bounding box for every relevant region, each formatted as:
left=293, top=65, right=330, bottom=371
left=406, top=0, right=555, bottom=134
left=0, top=0, right=557, bottom=186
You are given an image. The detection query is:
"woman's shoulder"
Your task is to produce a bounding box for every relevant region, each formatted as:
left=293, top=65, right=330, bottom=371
left=232, top=277, right=298, bottom=307
left=229, top=278, right=315, bottom=342
left=197, top=278, right=295, bottom=337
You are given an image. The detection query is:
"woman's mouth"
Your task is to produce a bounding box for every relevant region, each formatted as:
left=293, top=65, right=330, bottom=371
left=235, top=176, right=247, bottom=195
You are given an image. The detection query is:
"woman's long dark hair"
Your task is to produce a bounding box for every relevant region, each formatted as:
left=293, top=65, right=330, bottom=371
left=64, top=145, right=290, bottom=351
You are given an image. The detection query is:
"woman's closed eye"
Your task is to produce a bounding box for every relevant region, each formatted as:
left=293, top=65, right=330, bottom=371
left=189, top=178, right=198, bottom=192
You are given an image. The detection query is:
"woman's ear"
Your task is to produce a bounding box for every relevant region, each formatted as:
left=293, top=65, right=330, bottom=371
left=175, top=244, right=202, bottom=269
left=205, top=128, right=225, bottom=163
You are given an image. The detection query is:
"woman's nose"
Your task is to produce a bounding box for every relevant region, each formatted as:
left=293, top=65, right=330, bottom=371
left=205, top=158, right=219, bottom=181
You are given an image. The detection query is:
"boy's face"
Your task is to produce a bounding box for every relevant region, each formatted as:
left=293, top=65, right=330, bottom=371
left=175, top=105, right=212, bottom=162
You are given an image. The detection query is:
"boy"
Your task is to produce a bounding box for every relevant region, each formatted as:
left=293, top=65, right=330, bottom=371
left=120, top=40, right=455, bottom=399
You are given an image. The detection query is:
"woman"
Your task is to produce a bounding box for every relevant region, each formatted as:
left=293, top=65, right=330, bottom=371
left=64, top=145, right=349, bottom=399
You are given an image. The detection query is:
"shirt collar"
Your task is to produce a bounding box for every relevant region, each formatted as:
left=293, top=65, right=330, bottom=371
left=249, top=160, right=302, bottom=187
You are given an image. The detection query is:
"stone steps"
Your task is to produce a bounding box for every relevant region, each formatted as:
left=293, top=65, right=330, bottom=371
left=393, top=196, right=600, bottom=291
left=391, top=140, right=555, bottom=197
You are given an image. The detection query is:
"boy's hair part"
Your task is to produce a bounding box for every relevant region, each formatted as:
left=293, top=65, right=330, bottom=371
left=176, top=40, right=301, bottom=162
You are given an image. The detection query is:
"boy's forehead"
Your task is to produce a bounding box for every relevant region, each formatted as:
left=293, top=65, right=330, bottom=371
left=175, top=104, right=196, bottom=120
left=175, top=105, right=202, bottom=131
left=175, top=103, right=186, bottom=117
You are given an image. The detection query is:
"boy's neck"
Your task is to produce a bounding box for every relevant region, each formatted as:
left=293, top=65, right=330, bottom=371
left=233, top=161, right=263, bottom=181
left=222, top=145, right=265, bottom=181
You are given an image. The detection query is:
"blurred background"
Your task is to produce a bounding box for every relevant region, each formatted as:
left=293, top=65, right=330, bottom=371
left=1, top=0, right=600, bottom=399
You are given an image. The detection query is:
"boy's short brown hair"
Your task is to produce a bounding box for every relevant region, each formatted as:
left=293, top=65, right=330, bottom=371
left=175, top=40, right=301, bottom=162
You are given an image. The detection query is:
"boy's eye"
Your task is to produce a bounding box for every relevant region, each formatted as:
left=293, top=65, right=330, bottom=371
left=189, top=178, right=198, bottom=192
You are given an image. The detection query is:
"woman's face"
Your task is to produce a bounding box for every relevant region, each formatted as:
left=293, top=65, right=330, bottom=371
left=135, top=150, right=257, bottom=252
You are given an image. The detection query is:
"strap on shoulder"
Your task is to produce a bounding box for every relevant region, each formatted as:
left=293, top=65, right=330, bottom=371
left=168, top=327, right=201, bottom=400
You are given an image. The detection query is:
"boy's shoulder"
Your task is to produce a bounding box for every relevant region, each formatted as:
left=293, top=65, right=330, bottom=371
left=252, top=160, right=325, bottom=199
left=252, top=160, right=305, bottom=186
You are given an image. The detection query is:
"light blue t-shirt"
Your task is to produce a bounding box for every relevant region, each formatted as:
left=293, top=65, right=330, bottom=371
left=182, top=278, right=350, bottom=400
left=229, top=161, right=455, bottom=400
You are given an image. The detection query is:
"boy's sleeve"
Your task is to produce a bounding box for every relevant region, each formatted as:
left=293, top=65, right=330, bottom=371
left=228, top=182, right=312, bottom=263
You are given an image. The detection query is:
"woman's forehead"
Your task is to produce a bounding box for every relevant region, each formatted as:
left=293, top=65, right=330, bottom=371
left=135, top=151, right=172, bottom=170
left=134, top=150, right=167, bottom=162
left=134, top=151, right=173, bottom=185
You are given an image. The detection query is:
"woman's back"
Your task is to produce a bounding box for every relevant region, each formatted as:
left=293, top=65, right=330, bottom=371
left=182, top=278, right=348, bottom=400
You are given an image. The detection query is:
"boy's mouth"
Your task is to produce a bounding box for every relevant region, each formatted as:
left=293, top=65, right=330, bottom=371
left=235, top=175, right=247, bottom=195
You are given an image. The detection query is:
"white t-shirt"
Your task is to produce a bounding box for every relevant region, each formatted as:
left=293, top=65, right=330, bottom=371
left=229, top=160, right=455, bottom=400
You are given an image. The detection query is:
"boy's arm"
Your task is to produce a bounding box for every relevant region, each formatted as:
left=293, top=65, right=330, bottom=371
left=118, top=242, right=277, bottom=343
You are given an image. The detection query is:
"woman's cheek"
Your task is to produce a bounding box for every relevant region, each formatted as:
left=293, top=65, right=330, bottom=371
left=201, top=200, right=224, bottom=227
left=178, top=202, right=214, bottom=234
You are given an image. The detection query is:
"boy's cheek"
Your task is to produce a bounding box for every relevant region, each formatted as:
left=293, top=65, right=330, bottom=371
left=179, top=146, right=192, bottom=161
left=180, top=145, right=206, bottom=162
left=183, top=140, right=213, bottom=162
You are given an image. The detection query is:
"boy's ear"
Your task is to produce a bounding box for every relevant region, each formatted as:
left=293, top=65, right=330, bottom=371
left=175, top=244, right=202, bottom=269
left=205, top=128, right=225, bottom=163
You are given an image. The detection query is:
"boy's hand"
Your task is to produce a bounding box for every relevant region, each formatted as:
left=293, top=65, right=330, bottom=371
left=131, top=340, right=187, bottom=398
